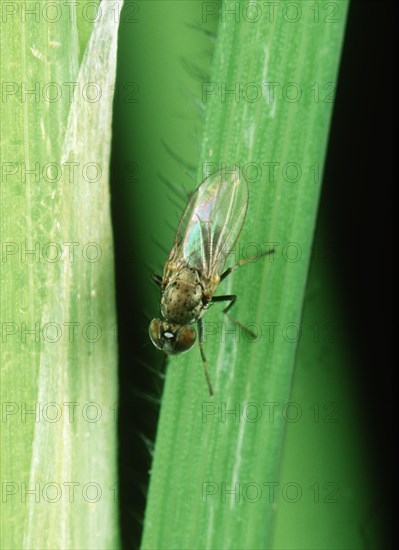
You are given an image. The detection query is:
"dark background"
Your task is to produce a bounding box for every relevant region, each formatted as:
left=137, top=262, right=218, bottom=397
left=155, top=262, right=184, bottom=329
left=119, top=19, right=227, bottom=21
left=322, top=0, right=394, bottom=525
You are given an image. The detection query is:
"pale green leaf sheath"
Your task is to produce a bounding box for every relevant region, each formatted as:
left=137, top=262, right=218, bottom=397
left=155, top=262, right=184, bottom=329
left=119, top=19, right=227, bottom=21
left=1, top=1, right=123, bottom=548
left=142, top=1, right=349, bottom=549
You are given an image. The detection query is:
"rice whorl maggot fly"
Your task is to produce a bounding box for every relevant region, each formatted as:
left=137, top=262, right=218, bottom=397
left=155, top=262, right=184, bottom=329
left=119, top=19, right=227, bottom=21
left=149, top=167, right=273, bottom=396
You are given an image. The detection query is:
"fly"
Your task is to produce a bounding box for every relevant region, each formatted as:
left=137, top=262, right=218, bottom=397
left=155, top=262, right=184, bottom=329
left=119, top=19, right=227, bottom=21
left=149, top=167, right=273, bottom=396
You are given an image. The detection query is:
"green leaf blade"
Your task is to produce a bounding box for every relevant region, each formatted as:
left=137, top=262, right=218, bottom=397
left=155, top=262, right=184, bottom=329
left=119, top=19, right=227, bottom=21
left=142, top=1, right=349, bottom=549
left=1, top=1, right=123, bottom=548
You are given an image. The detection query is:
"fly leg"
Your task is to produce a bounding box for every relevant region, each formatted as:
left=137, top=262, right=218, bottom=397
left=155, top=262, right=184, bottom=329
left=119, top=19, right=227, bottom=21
left=211, top=294, right=237, bottom=314
left=215, top=248, right=275, bottom=339
left=211, top=295, right=258, bottom=339
left=197, top=318, right=214, bottom=397
left=151, top=273, right=163, bottom=287
left=220, top=247, right=275, bottom=282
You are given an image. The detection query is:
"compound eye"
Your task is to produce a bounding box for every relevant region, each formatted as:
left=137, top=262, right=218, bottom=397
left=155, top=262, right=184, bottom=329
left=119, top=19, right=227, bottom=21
left=148, top=319, right=163, bottom=350
left=174, top=325, right=196, bottom=354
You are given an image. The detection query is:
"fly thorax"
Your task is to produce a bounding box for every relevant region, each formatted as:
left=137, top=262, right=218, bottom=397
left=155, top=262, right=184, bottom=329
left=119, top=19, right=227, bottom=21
left=161, top=268, right=203, bottom=324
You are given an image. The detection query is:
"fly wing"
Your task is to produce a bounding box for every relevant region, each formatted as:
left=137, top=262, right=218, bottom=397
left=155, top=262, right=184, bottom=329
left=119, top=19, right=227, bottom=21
left=169, top=168, right=248, bottom=279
